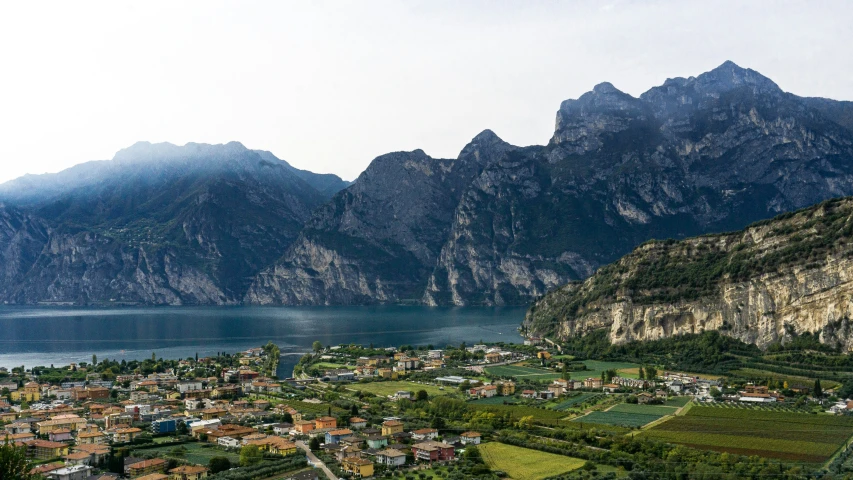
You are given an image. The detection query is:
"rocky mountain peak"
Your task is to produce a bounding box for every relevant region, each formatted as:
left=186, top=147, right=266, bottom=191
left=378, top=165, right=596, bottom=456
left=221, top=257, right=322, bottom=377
left=551, top=81, right=649, bottom=148
left=694, top=60, right=781, bottom=95
left=113, top=141, right=249, bottom=165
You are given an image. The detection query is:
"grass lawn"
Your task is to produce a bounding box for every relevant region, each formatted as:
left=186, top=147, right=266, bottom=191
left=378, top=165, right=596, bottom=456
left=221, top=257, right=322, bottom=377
left=641, top=405, right=853, bottom=463
left=347, top=380, right=449, bottom=397
left=135, top=442, right=241, bottom=466
left=479, top=442, right=586, bottom=480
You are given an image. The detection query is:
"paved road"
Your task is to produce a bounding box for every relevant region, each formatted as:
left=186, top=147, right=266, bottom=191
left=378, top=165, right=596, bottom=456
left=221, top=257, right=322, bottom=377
left=296, top=440, right=338, bottom=480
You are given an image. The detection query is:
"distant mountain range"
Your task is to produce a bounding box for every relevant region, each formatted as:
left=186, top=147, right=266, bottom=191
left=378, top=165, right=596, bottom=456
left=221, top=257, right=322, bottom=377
left=2, top=61, right=853, bottom=306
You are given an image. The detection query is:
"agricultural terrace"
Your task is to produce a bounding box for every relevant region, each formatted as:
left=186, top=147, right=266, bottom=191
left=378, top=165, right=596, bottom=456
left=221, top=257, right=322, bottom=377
left=641, top=405, right=853, bottom=463
left=479, top=442, right=586, bottom=480
left=485, top=360, right=639, bottom=381
left=346, top=380, right=448, bottom=397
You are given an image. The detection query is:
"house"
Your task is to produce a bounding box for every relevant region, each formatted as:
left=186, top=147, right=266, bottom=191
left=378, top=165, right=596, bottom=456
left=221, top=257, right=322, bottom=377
left=169, top=465, right=209, bottom=480
left=325, top=428, right=353, bottom=444
left=411, top=428, right=438, bottom=440
left=485, top=352, right=502, bottom=364
left=273, top=423, right=294, bottom=435
left=44, top=464, right=93, bottom=480
left=496, top=381, right=516, bottom=396
left=293, top=420, right=315, bottom=434
left=366, top=434, right=389, bottom=449
left=470, top=385, right=498, bottom=398
left=521, top=389, right=536, bottom=399
left=315, top=416, right=337, bottom=429
left=637, top=392, right=654, bottom=404
left=548, top=385, right=565, bottom=397
left=584, top=378, right=602, bottom=389
left=76, top=431, right=106, bottom=446
left=217, top=437, right=240, bottom=449
left=412, top=441, right=455, bottom=462
left=739, top=392, right=776, bottom=403
left=113, top=427, right=143, bottom=443
left=391, top=391, right=412, bottom=400
left=341, top=456, right=374, bottom=477
left=126, top=458, right=168, bottom=478
left=205, top=424, right=255, bottom=443
left=12, top=382, right=41, bottom=402
left=48, top=428, right=72, bottom=442
left=244, top=437, right=298, bottom=456
left=396, top=357, right=420, bottom=371
left=63, top=451, right=94, bottom=466
left=377, top=368, right=398, bottom=379
left=36, top=416, right=88, bottom=434
left=537, top=351, right=552, bottom=360
left=176, top=382, right=203, bottom=394
left=381, top=420, right=403, bottom=436
left=25, top=440, right=69, bottom=460
left=71, top=444, right=111, bottom=465
left=460, top=431, right=481, bottom=445
left=376, top=448, right=407, bottom=467
left=603, top=383, right=620, bottom=393
left=538, top=390, right=555, bottom=400
left=349, top=417, right=368, bottom=429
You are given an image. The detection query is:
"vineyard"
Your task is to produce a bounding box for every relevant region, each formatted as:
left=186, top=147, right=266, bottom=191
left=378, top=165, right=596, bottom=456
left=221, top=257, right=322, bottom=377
left=607, top=403, right=679, bottom=416
left=572, top=410, right=664, bottom=428
left=641, top=405, right=853, bottom=463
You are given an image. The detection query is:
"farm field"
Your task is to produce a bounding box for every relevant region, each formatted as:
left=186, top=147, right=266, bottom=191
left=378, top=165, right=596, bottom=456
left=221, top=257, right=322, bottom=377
left=641, top=406, right=853, bottom=462
left=729, top=368, right=841, bottom=389
left=485, top=360, right=640, bottom=382
left=550, top=393, right=603, bottom=410
left=134, top=442, right=241, bottom=466
left=607, top=403, right=679, bottom=416
left=479, top=442, right=586, bottom=480
left=664, top=396, right=692, bottom=407
left=469, top=396, right=519, bottom=405
left=572, top=411, right=664, bottom=428
left=484, top=364, right=561, bottom=381
left=346, top=381, right=448, bottom=397
left=469, top=403, right=569, bottom=421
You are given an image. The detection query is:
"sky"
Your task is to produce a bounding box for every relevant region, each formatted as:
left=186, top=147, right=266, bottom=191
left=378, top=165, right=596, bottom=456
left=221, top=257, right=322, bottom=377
left=0, top=1, right=851, bottom=184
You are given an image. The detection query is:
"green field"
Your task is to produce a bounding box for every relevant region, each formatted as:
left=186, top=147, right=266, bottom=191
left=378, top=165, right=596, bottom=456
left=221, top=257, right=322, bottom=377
left=347, top=380, right=449, bottom=397
left=469, top=403, right=569, bottom=421
left=664, top=396, right=693, bottom=407
left=134, top=442, right=241, bottom=466
left=485, top=360, right=639, bottom=382
left=641, top=406, right=853, bottom=463
left=550, top=393, right=603, bottom=410
left=608, top=403, right=679, bottom=416
left=479, top=442, right=586, bottom=480
left=572, top=411, right=664, bottom=428
left=469, top=396, right=519, bottom=405
left=484, top=364, right=562, bottom=381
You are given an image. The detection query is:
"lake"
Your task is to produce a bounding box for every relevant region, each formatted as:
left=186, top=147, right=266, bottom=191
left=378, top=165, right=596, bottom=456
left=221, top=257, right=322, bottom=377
left=0, top=306, right=527, bottom=377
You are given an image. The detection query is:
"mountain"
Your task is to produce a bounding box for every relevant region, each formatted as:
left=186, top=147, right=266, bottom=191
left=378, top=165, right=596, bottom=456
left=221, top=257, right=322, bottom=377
left=247, top=61, right=853, bottom=306
left=0, top=142, right=349, bottom=305
left=523, top=197, right=853, bottom=350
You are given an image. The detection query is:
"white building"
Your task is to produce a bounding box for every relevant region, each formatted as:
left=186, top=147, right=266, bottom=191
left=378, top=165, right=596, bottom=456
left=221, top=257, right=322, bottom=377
left=376, top=448, right=407, bottom=467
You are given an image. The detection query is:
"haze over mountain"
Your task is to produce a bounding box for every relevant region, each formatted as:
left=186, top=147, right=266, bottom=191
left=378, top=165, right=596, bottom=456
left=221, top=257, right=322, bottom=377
left=0, top=142, right=349, bottom=304
left=2, top=61, right=853, bottom=306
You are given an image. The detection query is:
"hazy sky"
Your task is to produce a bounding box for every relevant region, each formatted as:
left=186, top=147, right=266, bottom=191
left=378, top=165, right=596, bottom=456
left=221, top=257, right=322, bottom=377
left=1, top=1, right=851, bottom=183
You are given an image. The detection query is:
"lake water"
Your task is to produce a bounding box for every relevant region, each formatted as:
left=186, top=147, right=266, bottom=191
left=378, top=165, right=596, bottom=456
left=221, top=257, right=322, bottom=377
left=0, top=306, right=526, bottom=377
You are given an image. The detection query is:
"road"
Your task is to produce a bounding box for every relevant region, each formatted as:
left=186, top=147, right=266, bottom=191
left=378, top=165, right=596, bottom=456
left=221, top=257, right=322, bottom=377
left=296, top=440, right=338, bottom=480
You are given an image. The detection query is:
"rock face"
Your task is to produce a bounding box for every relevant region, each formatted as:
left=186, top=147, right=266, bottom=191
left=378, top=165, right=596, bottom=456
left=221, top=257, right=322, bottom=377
left=524, top=198, right=853, bottom=351
left=249, top=60, right=853, bottom=306
left=0, top=142, right=349, bottom=305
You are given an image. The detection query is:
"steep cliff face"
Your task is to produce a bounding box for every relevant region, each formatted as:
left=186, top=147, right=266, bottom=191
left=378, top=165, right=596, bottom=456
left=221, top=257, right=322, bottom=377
left=245, top=131, right=508, bottom=305
left=524, top=197, right=853, bottom=351
left=249, top=61, right=853, bottom=306
left=0, top=142, right=348, bottom=305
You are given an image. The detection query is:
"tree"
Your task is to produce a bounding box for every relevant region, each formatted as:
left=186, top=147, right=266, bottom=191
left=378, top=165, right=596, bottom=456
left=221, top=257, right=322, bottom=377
left=308, top=437, right=321, bottom=451
left=92, top=354, right=97, bottom=366
left=415, top=390, right=428, bottom=402
left=710, top=386, right=722, bottom=399
left=638, top=367, right=645, bottom=380
left=1, top=438, right=37, bottom=480
left=195, top=352, right=199, bottom=362
left=350, top=404, right=359, bottom=416
left=151, top=352, right=156, bottom=362
left=177, top=422, right=189, bottom=436
left=814, top=379, right=823, bottom=398
left=646, top=366, right=658, bottom=380
left=208, top=456, right=231, bottom=474
left=312, top=341, right=323, bottom=353
left=239, top=445, right=263, bottom=466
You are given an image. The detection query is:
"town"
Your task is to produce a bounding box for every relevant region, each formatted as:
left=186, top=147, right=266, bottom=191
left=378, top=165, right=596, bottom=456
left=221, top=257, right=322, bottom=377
left=3, top=337, right=853, bottom=480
